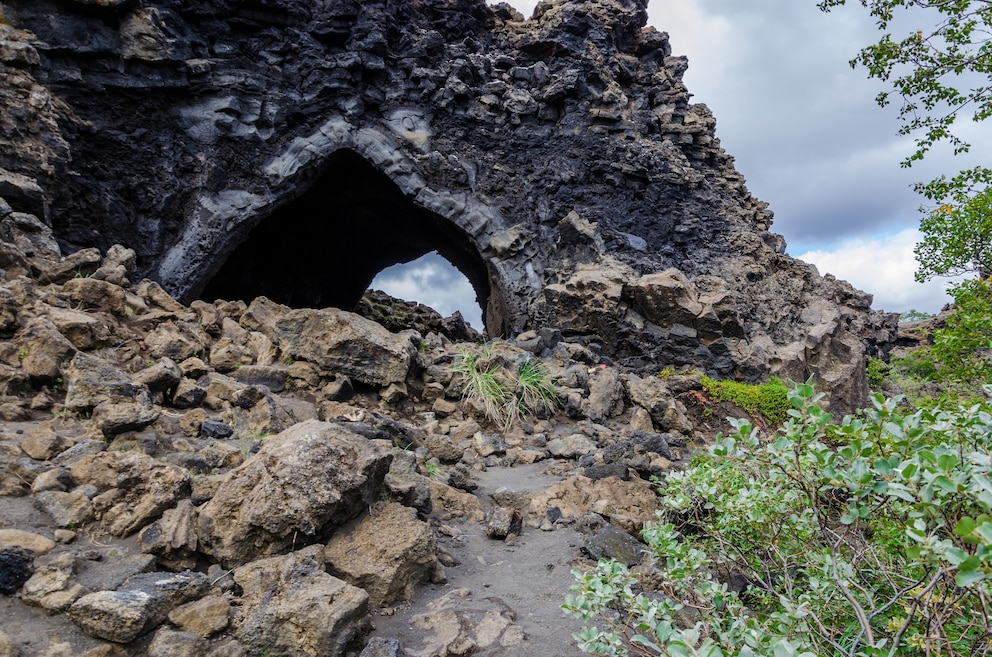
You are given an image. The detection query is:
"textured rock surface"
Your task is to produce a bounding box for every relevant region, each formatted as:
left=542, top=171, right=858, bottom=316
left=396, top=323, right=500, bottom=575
left=528, top=474, right=658, bottom=533
left=408, top=588, right=525, bottom=657
left=69, top=571, right=209, bottom=643
left=0, top=0, right=896, bottom=412
left=325, top=502, right=440, bottom=606
left=70, top=451, right=191, bottom=537
left=197, top=419, right=393, bottom=567
left=233, top=545, right=370, bottom=657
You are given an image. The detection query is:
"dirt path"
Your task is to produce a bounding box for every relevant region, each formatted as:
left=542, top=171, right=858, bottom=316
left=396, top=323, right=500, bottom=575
left=368, top=462, right=592, bottom=657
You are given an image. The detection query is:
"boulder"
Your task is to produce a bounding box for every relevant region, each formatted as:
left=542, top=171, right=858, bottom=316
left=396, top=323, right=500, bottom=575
left=546, top=433, right=599, bottom=458
left=528, top=475, right=659, bottom=534
left=209, top=318, right=254, bottom=372
left=132, top=358, right=182, bottom=396
left=245, top=301, right=414, bottom=387
left=197, top=420, right=393, bottom=567
left=47, top=307, right=114, bottom=350
left=138, top=499, right=200, bottom=571
left=0, top=529, right=56, bottom=555
left=69, top=571, right=209, bottom=643
left=233, top=545, right=370, bottom=657
left=428, top=480, right=485, bottom=523
left=69, top=451, right=191, bottom=537
left=15, top=318, right=76, bottom=380
left=37, top=249, right=102, bottom=285
left=582, top=524, right=645, bottom=567
left=147, top=629, right=209, bottom=657
left=33, top=489, right=95, bottom=528
left=91, top=400, right=161, bottom=437
left=143, top=321, right=207, bottom=362
left=61, top=278, right=127, bottom=315
left=486, top=506, right=522, bottom=540
left=21, top=552, right=90, bottom=612
left=20, top=422, right=75, bottom=460
left=628, top=268, right=703, bottom=328
left=325, top=502, right=440, bottom=606
left=167, top=595, right=231, bottom=638
left=0, top=547, right=33, bottom=594
left=92, top=244, right=136, bottom=286
left=582, top=367, right=625, bottom=421
left=63, top=352, right=146, bottom=413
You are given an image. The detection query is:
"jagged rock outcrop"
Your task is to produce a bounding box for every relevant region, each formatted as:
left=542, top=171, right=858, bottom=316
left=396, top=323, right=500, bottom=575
left=0, top=0, right=896, bottom=408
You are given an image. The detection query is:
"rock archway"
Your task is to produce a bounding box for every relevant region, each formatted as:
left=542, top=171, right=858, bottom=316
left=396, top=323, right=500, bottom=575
left=199, top=149, right=496, bottom=332
left=0, top=0, right=899, bottom=411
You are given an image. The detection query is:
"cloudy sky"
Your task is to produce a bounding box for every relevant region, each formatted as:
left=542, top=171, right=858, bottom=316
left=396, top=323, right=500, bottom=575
left=374, top=0, right=990, bottom=329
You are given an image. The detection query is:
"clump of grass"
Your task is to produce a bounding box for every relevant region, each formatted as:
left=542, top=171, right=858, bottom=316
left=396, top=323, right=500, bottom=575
left=700, top=375, right=790, bottom=426
left=452, top=352, right=514, bottom=427
left=452, top=349, right=560, bottom=430
left=423, top=461, right=444, bottom=480
left=515, top=358, right=559, bottom=415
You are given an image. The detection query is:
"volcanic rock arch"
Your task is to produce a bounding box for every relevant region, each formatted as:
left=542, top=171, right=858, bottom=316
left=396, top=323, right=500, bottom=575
left=198, top=148, right=496, bottom=332
left=0, top=0, right=899, bottom=411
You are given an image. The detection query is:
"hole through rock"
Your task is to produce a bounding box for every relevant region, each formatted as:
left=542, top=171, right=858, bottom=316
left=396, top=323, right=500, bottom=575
left=200, top=149, right=492, bottom=332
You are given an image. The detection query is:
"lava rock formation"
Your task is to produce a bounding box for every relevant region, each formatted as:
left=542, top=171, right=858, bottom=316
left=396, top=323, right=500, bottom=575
left=0, top=0, right=897, bottom=411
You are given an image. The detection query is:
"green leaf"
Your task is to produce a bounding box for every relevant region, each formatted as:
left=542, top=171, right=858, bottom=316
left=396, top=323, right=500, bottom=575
left=937, top=452, right=960, bottom=471
left=956, top=569, right=985, bottom=587
left=955, top=517, right=977, bottom=536
left=976, top=522, right=992, bottom=545
left=773, top=639, right=797, bottom=657
left=874, top=458, right=894, bottom=475
left=932, top=475, right=957, bottom=494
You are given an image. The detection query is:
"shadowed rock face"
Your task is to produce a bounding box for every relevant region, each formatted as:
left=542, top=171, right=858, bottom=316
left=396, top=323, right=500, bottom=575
left=0, top=0, right=897, bottom=411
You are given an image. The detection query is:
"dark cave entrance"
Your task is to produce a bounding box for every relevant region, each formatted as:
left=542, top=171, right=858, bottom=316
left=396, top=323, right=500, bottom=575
left=200, top=149, right=493, bottom=332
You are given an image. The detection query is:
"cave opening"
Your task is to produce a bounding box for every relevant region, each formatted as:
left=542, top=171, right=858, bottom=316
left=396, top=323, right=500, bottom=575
left=371, top=252, right=483, bottom=330
left=200, top=149, right=493, bottom=332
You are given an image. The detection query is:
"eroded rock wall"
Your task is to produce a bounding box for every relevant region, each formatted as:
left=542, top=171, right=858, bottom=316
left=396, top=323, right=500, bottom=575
left=0, top=0, right=897, bottom=411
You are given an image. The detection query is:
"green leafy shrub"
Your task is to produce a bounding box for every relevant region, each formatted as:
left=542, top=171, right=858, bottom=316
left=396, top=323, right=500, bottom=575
left=700, top=376, right=790, bottom=426
left=892, top=348, right=939, bottom=383
left=565, top=382, right=992, bottom=656
left=933, top=279, right=992, bottom=388
left=865, top=356, right=889, bottom=388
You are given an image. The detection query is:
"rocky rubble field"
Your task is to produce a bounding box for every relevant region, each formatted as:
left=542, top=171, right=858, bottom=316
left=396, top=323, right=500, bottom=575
left=0, top=197, right=738, bottom=657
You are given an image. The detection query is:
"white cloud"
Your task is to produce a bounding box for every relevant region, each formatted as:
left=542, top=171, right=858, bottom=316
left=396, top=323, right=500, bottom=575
left=797, top=229, right=957, bottom=314
left=371, top=253, right=484, bottom=330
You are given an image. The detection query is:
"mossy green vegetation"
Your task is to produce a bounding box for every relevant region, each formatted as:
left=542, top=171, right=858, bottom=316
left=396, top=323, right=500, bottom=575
left=866, top=356, right=889, bottom=388
left=700, top=375, right=790, bottom=426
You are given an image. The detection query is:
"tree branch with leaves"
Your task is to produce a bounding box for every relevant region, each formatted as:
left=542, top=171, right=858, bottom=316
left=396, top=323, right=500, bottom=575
left=817, top=0, right=992, bottom=202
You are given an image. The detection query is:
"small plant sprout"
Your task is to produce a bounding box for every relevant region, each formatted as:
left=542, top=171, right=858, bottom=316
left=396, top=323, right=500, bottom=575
left=423, top=461, right=444, bottom=480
